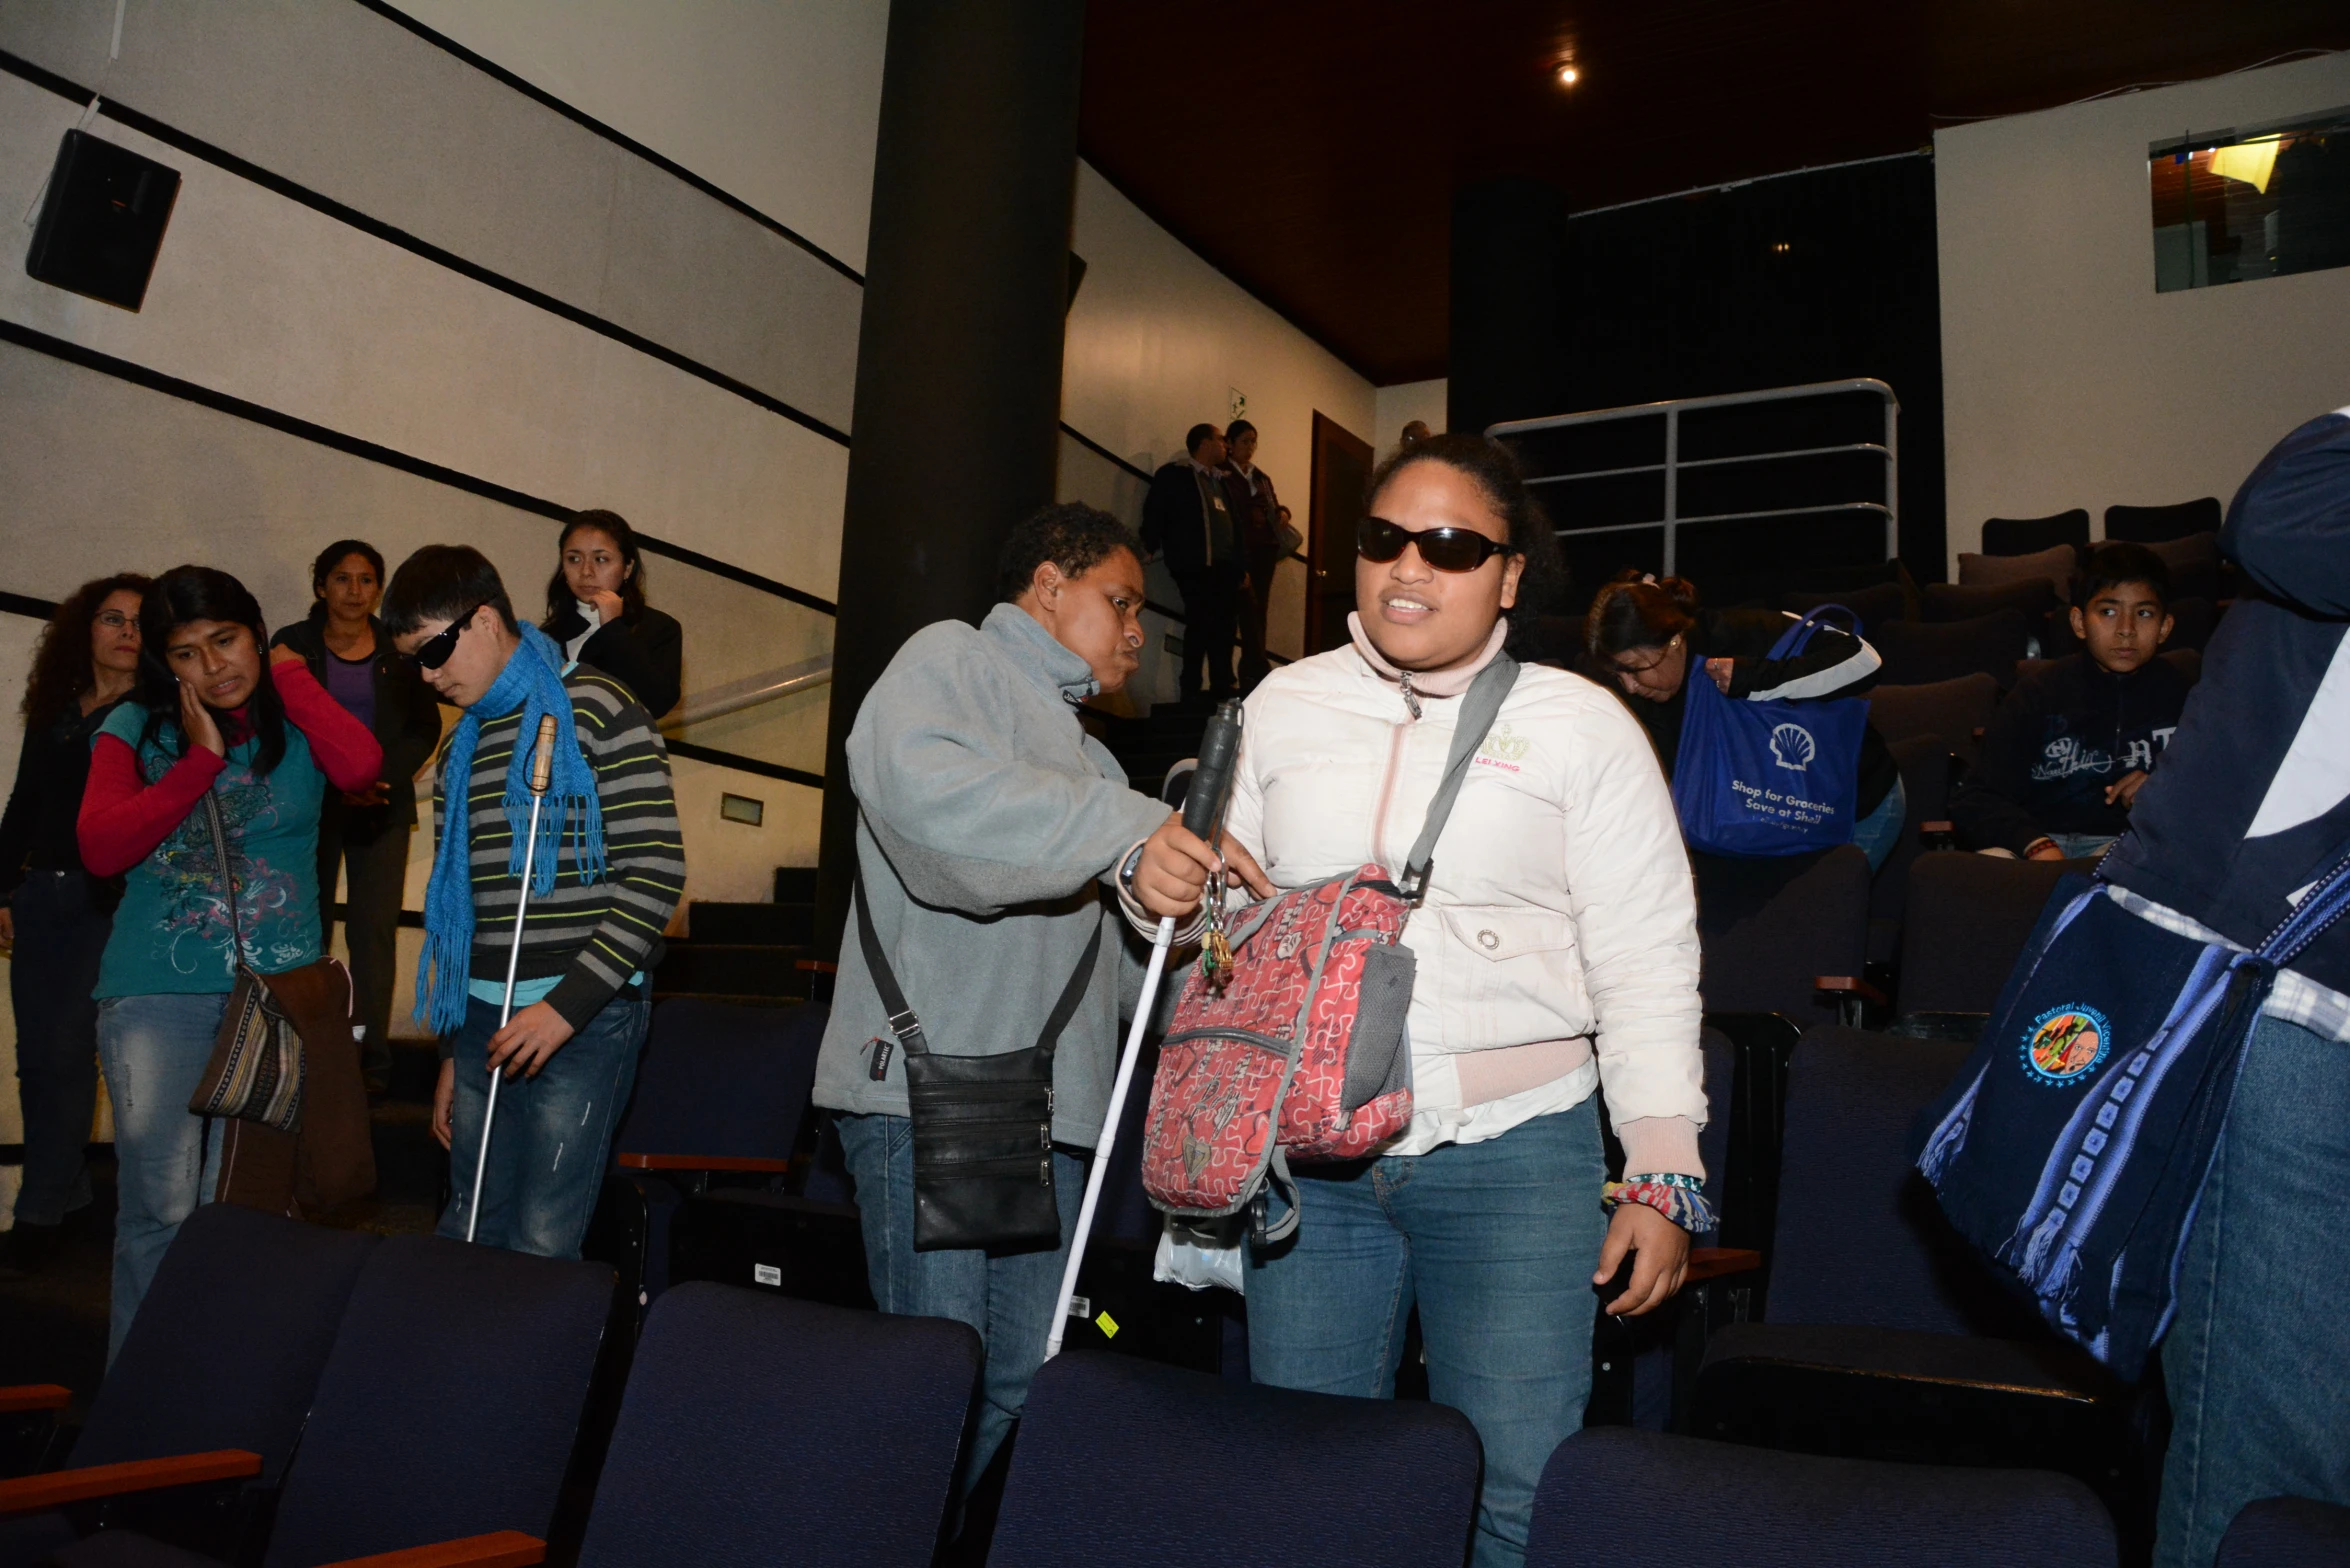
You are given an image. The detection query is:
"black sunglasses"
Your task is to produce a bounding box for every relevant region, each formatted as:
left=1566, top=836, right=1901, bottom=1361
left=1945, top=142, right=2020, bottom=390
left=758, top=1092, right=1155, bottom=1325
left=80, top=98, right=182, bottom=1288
left=404, top=604, right=486, bottom=670
left=1357, top=515, right=1517, bottom=574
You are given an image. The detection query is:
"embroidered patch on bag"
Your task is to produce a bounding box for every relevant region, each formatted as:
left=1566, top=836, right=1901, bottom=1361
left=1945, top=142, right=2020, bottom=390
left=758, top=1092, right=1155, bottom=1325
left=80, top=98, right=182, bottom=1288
left=2021, top=1005, right=2113, bottom=1086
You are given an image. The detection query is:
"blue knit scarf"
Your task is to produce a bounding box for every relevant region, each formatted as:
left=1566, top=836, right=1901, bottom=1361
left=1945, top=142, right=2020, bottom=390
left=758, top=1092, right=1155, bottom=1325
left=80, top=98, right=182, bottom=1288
left=415, top=623, right=605, bottom=1032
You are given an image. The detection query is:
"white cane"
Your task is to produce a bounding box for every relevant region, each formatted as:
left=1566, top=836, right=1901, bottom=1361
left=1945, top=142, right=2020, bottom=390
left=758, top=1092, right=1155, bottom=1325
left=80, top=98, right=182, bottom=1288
left=466, top=713, right=560, bottom=1245
left=1046, top=702, right=1244, bottom=1360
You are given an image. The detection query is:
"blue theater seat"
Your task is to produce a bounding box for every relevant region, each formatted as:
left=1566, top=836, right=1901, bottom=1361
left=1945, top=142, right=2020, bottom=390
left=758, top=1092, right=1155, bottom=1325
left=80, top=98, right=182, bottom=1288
left=0, top=1206, right=378, bottom=1563
left=990, top=1349, right=1480, bottom=1566
left=576, top=1283, right=979, bottom=1567
left=1527, top=1427, right=2116, bottom=1567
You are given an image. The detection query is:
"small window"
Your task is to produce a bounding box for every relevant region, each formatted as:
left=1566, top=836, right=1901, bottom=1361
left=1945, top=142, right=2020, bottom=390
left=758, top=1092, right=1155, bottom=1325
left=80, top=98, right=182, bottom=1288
left=2150, top=107, right=2350, bottom=292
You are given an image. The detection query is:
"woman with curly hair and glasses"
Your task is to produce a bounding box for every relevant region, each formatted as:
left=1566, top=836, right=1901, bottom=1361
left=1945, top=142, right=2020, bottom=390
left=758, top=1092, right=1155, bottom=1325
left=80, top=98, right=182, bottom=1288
left=0, top=573, right=148, bottom=1274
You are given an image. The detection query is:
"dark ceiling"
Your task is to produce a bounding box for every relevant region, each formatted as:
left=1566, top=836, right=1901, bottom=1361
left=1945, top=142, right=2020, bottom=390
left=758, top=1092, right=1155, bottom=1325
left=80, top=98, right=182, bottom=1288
left=1077, top=2, right=2350, bottom=384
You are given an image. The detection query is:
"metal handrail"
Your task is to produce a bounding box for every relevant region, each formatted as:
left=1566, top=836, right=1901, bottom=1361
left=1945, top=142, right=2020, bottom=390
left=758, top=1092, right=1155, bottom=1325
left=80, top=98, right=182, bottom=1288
left=1488, top=377, right=1899, bottom=574
left=660, top=654, right=834, bottom=730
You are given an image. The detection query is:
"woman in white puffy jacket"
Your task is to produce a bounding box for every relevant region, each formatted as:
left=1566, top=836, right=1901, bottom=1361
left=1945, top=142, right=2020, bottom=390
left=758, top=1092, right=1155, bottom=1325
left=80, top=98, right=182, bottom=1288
left=1155, top=434, right=1708, bottom=1568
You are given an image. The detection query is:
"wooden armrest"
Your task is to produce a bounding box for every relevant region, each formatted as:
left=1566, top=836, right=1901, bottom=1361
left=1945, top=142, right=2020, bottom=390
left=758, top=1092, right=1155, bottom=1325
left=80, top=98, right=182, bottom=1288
left=318, top=1531, right=546, bottom=1568
left=795, top=960, right=838, bottom=975
left=617, top=1153, right=793, bottom=1173
left=1685, top=1247, right=1763, bottom=1284
left=0, top=1385, right=71, bottom=1415
left=1919, top=820, right=1954, bottom=836
left=1814, top=975, right=1889, bottom=1004
left=0, top=1449, right=262, bottom=1514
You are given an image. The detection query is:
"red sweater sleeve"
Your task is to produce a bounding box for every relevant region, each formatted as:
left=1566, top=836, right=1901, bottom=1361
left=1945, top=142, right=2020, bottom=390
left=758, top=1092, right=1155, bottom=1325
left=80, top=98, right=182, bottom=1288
left=79, top=733, right=224, bottom=877
left=274, top=660, right=384, bottom=793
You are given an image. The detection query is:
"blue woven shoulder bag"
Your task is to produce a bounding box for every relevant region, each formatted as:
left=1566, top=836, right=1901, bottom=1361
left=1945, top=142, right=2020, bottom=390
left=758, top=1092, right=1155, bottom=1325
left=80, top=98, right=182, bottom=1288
left=1918, top=841, right=2350, bottom=1379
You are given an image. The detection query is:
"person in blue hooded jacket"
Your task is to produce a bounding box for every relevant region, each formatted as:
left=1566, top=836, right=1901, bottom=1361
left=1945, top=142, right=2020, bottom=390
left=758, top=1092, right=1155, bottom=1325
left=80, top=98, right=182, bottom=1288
left=2096, top=408, right=2350, bottom=1568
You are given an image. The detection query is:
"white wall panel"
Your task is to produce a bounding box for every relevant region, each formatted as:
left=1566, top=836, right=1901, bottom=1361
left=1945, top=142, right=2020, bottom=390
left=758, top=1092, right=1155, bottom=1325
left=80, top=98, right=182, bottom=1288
left=1936, top=53, right=2350, bottom=565
left=0, top=0, right=863, bottom=429
left=0, top=76, right=848, bottom=602
left=391, top=0, right=887, bottom=276
left=1063, top=161, right=1377, bottom=664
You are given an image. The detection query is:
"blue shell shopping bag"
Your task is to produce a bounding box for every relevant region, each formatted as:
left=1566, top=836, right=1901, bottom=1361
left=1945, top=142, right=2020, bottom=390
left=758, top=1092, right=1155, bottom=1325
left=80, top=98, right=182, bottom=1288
left=1670, top=606, right=1868, bottom=857
left=1917, top=845, right=2350, bottom=1380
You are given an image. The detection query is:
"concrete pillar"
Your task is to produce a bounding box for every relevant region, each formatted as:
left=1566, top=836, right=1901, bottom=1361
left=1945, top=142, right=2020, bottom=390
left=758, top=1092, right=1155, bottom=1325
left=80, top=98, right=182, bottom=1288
left=816, top=0, right=1087, bottom=946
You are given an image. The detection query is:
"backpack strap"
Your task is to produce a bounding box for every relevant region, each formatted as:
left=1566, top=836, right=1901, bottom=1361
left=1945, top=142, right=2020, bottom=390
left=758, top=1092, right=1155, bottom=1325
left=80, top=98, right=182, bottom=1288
left=1397, top=654, right=1521, bottom=902
left=1767, top=604, right=1857, bottom=661
left=851, top=870, right=1104, bottom=1077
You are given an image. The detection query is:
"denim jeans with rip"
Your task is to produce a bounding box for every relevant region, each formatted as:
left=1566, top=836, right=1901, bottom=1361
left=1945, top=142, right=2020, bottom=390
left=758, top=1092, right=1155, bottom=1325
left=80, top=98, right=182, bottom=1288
left=437, top=989, right=649, bottom=1259
left=97, top=991, right=228, bottom=1362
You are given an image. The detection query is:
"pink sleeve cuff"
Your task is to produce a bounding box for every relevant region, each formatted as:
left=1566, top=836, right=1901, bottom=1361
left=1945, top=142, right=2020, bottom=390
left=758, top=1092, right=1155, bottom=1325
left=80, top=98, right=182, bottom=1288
left=1615, top=1114, right=1705, bottom=1182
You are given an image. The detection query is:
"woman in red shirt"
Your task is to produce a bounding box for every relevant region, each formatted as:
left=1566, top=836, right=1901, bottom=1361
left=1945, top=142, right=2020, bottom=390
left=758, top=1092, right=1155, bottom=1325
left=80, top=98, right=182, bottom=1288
left=78, top=566, right=380, bottom=1360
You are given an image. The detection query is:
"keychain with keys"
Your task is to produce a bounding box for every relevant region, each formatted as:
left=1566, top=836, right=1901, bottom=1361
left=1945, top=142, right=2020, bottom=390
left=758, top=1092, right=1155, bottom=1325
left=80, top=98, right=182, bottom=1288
left=1201, top=865, right=1235, bottom=990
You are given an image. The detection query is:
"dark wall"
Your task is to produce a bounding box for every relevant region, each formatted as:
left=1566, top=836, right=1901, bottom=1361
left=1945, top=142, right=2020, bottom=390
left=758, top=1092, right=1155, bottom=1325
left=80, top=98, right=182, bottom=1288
left=1452, top=153, right=1946, bottom=591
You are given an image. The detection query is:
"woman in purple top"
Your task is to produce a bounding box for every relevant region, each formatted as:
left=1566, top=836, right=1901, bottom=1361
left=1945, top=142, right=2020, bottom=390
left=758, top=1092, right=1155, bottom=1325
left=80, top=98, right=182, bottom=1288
left=270, top=541, right=443, bottom=1092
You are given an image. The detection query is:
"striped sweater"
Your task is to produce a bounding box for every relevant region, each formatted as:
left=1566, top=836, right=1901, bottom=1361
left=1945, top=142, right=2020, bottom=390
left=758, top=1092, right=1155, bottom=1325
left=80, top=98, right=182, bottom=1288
left=432, top=669, right=686, bottom=1030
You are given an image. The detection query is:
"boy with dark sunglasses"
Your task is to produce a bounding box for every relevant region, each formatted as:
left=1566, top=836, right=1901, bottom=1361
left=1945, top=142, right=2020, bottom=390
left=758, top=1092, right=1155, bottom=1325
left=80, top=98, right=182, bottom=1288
left=382, top=546, right=684, bottom=1259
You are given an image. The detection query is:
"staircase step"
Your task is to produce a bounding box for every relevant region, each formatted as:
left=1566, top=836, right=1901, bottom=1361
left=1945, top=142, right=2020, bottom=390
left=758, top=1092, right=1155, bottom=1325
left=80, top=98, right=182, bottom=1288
left=656, top=942, right=825, bottom=999
left=773, top=867, right=818, bottom=904
left=691, top=901, right=817, bottom=945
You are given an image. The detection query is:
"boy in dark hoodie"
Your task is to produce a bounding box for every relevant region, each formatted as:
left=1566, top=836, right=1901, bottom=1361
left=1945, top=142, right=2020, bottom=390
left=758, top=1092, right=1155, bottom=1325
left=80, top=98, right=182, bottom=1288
left=1951, top=541, right=2191, bottom=860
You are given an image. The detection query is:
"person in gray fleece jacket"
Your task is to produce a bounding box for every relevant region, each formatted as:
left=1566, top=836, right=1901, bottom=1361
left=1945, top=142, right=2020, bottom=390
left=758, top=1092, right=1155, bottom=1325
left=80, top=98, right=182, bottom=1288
left=815, top=502, right=1268, bottom=1503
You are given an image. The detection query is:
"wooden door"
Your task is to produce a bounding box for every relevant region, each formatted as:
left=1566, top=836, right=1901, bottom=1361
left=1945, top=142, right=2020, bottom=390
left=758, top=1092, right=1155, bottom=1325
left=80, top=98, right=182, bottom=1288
left=1306, top=412, right=1375, bottom=655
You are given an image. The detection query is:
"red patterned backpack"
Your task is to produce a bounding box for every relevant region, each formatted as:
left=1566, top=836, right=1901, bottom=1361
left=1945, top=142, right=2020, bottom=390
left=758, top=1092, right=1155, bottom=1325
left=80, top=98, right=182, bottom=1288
left=1140, top=657, right=1519, bottom=1242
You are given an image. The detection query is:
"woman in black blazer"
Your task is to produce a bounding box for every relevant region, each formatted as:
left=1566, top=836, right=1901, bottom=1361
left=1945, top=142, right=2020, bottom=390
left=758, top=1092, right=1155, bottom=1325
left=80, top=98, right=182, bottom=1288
left=272, top=540, right=445, bottom=1093
left=541, top=509, right=683, bottom=720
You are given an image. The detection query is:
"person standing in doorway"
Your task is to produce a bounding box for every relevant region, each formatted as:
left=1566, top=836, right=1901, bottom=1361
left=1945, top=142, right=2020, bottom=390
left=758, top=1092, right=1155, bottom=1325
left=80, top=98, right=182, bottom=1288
left=386, top=546, right=685, bottom=1260
left=0, top=574, right=147, bottom=1275
left=273, top=541, right=444, bottom=1094
left=1142, top=424, right=1242, bottom=706
left=1223, top=419, right=1285, bottom=692
left=542, top=510, right=683, bottom=721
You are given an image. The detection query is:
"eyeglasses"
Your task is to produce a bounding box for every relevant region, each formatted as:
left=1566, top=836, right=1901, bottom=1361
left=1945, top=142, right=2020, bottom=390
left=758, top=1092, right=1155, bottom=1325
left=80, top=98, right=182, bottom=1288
left=1357, top=516, right=1516, bottom=574
left=404, top=605, right=485, bottom=670
left=94, top=611, right=134, bottom=630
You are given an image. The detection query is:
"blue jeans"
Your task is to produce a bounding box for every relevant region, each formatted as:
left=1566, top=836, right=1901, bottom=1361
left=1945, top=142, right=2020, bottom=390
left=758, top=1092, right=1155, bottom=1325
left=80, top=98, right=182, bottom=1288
left=2047, top=832, right=2118, bottom=862
left=436, top=990, right=649, bottom=1259
left=836, top=1111, right=1086, bottom=1501
left=10, top=871, right=109, bottom=1225
left=2156, top=1011, right=2350, bottom=1568
left=96, top=991, right=228, bottom=1362
left=1851, top=775, right=1909, bottom=873
left=1244, top=1100, right=1609, bottom=1568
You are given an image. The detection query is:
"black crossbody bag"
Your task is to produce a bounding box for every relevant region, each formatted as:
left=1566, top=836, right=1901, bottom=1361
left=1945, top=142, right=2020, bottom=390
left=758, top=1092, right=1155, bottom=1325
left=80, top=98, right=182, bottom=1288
left=854, top=878, right=1104, bottom=1253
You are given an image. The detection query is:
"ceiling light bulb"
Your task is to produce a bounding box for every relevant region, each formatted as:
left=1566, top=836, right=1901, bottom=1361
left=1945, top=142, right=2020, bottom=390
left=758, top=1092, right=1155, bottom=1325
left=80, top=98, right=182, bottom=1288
left=1557, top=64, right=1579, bottom=86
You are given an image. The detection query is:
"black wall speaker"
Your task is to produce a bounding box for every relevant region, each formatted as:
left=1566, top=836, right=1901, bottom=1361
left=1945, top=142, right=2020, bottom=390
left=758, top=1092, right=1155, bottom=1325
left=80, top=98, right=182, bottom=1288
left=26, top=129, right=181, bottom=312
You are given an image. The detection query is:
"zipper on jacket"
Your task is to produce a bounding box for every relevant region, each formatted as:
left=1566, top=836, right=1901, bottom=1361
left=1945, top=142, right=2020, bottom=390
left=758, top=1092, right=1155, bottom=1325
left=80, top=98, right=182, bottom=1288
left=1370, top=678, right=1422, bottom=873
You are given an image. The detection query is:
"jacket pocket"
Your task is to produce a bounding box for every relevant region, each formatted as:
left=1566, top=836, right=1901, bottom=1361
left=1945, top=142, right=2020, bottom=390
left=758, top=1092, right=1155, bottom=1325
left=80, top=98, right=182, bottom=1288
left=1436, top=905, right=1582, bottom=1043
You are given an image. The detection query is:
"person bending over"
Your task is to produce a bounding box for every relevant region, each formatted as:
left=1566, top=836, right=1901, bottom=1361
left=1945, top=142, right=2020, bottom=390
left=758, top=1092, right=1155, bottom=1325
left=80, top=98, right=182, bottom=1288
left=813, top=503, right=1269, bottom=1508
left=1585, top=572, right=1904, bottom=869
left=386, top=546, right=684, bottom=1260
left=1142, top=435, right=1707, bottom=1568
left=1951, top=542, right=2188, bottom=862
